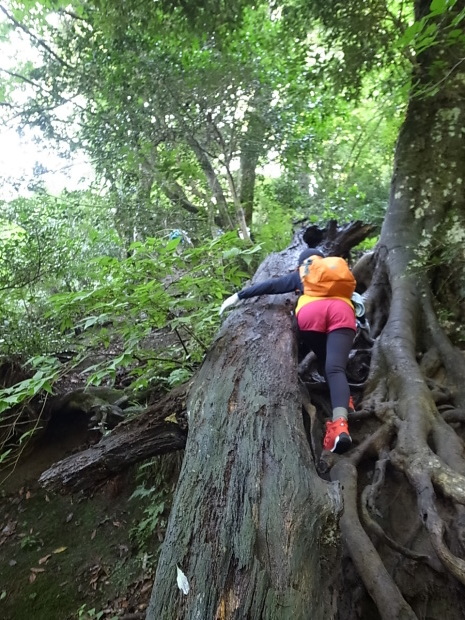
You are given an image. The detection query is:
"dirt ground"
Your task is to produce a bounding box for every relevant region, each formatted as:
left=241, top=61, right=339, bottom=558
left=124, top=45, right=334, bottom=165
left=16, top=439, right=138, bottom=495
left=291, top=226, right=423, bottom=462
left=0, top=414, right=160, bottom=620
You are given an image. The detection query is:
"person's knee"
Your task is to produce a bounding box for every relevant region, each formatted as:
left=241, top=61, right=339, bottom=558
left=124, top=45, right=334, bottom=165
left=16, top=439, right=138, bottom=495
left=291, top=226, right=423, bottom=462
left=325, top=361, right=346, bottom=377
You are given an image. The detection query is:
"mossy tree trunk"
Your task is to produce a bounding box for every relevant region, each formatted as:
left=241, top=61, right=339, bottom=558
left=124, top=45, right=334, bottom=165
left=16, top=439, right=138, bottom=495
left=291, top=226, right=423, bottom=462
left=146, top=245, right=344, bottom=619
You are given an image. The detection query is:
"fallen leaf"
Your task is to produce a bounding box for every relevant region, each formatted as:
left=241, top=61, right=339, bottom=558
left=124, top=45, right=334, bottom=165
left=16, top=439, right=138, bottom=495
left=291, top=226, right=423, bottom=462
left=65, top=513, right=73, bottom=523
left=164, top=413, right=178, bottom=424
left=1, top=521, right=17, bottom=536
left=29, top=573, right=36, bottom=584
left=176, top=565, right=189, bottom=595
left=141, top=582, right=152, bottom=594
left=52, top=546, right=67, bottom=554
left=38, top=554, right=51, bottom=565
left=90, top=529, right=96, bottom=540
left=112, top=520, right=121, bottom=527
left=25, top=491, right=31, bottom=500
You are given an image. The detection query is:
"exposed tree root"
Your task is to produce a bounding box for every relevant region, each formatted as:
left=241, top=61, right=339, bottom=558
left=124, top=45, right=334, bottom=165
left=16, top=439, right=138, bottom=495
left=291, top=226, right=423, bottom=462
left=392, top=450, right=465, bottom=506
left=345, top=251, right=465, bottom=605
left=407, top=468, right=465, bottom=586
left=360, top=449, right=433, bottom=564
left=441, top=408, right=465, bottom=423
left=308, top=215, right=465, bottom=614
left=360, top=501, right=432, bottom=564
left=330, top=460, right=417, bottom=620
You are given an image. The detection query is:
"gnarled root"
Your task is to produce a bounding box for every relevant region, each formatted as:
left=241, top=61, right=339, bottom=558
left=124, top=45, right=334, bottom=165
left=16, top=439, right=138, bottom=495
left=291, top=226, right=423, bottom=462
left=330, top=459, right=417, bottom=620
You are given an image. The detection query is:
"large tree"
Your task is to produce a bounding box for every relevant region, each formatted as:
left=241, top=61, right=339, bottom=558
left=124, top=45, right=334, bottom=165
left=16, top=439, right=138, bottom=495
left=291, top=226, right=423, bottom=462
left=4, top=0, right=465, bottom=617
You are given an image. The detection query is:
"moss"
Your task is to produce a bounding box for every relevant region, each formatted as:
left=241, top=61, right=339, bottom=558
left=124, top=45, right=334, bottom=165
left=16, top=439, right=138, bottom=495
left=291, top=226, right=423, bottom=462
left=0, top=476, right=152, bottom=620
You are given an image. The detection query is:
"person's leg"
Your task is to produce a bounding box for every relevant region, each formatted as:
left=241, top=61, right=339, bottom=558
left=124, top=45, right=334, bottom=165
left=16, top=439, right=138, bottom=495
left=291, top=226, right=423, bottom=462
left=322, top=300, right=356, bottom=417
left=325, top=328, right=355, bottom=417
left=323, top=328, right=355, bottom=454
left=301, top=328, right=354, bottom=411
left=298, top=330, right=327, bottom=373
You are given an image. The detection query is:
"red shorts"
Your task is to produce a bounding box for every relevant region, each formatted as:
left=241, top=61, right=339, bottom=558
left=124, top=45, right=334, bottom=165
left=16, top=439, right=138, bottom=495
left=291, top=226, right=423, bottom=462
left=296, top=298, right=356, bottom=333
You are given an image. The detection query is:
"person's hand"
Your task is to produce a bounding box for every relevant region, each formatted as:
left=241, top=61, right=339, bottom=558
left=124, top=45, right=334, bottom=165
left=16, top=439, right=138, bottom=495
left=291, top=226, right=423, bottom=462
left=219, top=293, right=239, bottom=315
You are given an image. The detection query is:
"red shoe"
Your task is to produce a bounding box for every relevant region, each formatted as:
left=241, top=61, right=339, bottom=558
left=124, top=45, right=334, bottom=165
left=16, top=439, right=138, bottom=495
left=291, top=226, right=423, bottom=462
left=348, top=396, right=355, bottom=413
left=323, top=417, right=352, bottom=454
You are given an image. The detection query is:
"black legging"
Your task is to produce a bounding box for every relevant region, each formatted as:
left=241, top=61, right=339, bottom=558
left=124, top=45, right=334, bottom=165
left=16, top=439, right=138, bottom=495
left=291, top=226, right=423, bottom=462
left=299, top=328, right=355, bottom=410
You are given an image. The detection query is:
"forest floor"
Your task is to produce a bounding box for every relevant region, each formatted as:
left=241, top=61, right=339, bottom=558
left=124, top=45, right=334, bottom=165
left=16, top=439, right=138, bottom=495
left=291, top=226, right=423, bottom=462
left=0, top=412, right=158, bottom=620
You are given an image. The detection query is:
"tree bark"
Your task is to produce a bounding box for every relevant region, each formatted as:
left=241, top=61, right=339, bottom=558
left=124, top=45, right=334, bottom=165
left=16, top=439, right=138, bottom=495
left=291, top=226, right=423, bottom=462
left=239, top=89, right=272, bottom=226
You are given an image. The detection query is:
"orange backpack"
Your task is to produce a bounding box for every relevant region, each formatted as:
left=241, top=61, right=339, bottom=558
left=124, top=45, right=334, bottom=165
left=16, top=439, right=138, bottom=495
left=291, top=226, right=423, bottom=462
left=299, top=255, right=356, bottom=298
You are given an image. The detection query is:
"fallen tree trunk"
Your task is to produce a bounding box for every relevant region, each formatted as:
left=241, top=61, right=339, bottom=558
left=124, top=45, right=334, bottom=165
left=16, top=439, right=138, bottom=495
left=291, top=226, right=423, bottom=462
left=38, top=384, right=188, bottom=493
left=146, top=223, right=371, bottom=619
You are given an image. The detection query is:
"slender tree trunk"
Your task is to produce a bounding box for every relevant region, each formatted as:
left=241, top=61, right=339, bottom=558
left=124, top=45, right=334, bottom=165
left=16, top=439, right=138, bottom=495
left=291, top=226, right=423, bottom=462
left=239, top=89, right=272, bottom=226
left=188, top=136, right=235, bottom=231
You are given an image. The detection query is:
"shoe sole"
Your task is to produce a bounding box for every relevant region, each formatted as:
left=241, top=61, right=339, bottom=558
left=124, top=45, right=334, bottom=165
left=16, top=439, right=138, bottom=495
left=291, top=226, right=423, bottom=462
left=331, top=433, right=352, bottom=454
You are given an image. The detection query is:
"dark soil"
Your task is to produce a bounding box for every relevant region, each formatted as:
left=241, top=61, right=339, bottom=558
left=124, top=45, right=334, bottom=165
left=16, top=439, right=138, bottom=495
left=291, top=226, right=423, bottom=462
left=0, top=413, right=160, bottom=620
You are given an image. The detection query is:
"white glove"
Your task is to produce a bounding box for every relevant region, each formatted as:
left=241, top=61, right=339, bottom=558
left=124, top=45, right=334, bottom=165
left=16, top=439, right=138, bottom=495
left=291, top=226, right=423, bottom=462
left=219, top=293, right=240, bottom=315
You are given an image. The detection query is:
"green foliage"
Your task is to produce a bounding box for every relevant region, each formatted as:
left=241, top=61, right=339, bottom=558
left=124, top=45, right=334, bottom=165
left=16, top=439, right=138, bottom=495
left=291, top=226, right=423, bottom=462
left=44, top=231, right=255, bottom=391
left=396, top=0, right=465, bottom=59
left=19, top=532, right=42, bottom=551
left=354, top=236, right=379, bottom=253
left=281, top=0, right=410, bottom=97
left=0, top=355, right=63, bottom=468
left=253, top=180, right=295, bottom=253
left=0, top=193, right=257, bottom=465
left=0, top=191, right=123, bottom=358
left=77, top=604, right=117, bottom=620
left=5, top=0, right=389, bottom=239
left=129, top=456, right=179, bottom=552
left=0, top=355, right=61, bottom=415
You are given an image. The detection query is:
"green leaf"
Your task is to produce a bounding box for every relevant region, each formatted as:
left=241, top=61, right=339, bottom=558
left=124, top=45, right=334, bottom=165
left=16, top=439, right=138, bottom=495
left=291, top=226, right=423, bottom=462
left=429, top=0, right=455, bottom=15
left=396, top=21, right=422, bottom=49
left=0, top=450, right=12, bottom=465
left=222, top=247, right=241, bottom=259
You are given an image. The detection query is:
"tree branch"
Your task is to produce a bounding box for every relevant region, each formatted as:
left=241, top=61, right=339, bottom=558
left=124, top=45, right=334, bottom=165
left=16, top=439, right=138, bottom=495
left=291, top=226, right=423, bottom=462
left=0, top=3, right=74, bottom=69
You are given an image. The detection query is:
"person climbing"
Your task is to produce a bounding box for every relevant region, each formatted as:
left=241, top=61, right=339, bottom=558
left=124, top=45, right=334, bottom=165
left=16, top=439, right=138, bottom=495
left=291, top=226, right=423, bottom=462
left=219, top=248, right=364, bottom=454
